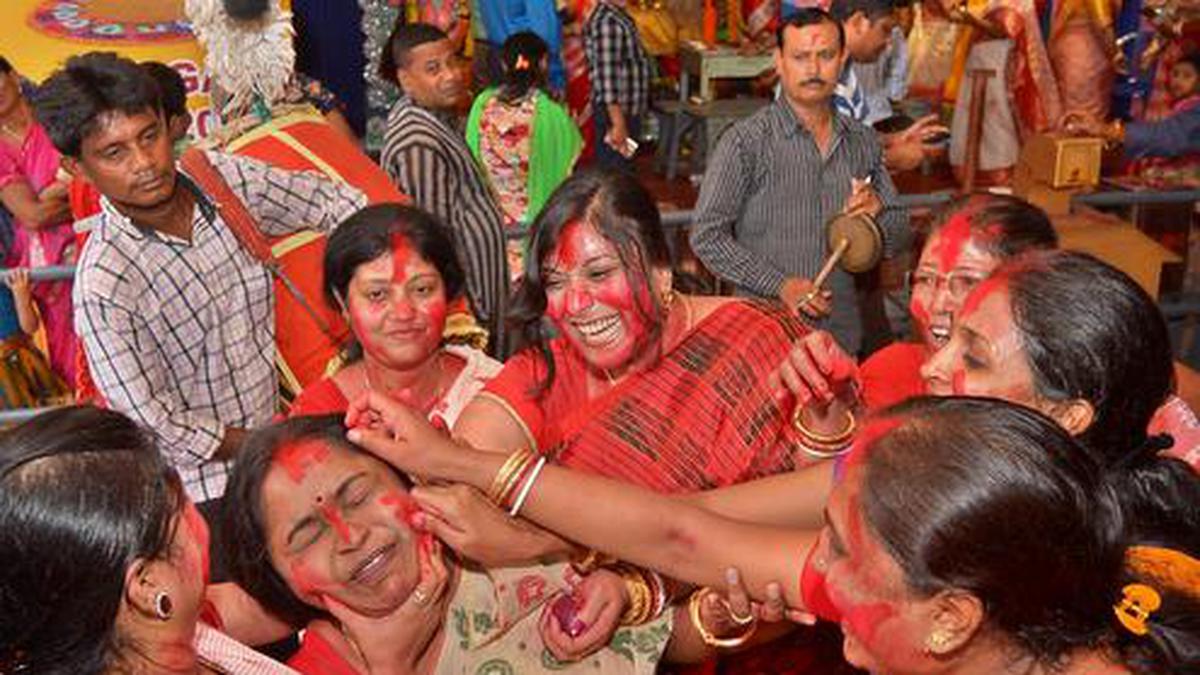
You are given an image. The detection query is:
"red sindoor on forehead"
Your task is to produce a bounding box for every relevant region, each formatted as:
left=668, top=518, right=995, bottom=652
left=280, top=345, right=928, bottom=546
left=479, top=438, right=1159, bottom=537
left=553, top=220, right=588, bottom=268
left=936, top=211, right=973, bottom=273
left=957, top=273, right=1009, bottom=320
left=390, top=233, right=413, bottom=284
left=275, top=439, right=332, bottom=484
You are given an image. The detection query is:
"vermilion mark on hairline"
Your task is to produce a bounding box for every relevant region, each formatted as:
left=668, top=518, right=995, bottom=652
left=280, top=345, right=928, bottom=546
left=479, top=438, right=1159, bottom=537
left=275, top=439, right=331, bottom=483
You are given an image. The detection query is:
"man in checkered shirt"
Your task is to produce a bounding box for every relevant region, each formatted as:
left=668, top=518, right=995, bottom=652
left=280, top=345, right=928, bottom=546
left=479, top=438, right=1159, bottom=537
left=34, top=53, right=366, bottom=510
left=584, top=0, right=652, bottom=170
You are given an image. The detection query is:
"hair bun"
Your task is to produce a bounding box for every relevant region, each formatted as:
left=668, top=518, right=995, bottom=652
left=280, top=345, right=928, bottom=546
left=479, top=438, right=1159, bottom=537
left=1112, top=434, right=1175, bottom=472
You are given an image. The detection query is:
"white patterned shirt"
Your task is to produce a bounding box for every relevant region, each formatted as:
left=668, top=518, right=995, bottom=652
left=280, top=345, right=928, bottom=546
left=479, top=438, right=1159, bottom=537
left=75, top=150, right=366, bottom=502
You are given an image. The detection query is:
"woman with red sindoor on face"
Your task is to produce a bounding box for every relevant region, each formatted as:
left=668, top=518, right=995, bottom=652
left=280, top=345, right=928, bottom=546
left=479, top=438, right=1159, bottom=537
left=289, top=203, right=501, bottom=425
left=0, top=406, right=299, bottom=675
left=346, top=393, right=1200, bottom=675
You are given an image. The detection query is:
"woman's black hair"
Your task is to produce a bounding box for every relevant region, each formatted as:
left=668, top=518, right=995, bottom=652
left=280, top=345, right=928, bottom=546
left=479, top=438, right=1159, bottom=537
left=31, top=51, right=163, bottom=158
left=379, top=21, right=449, bottom=86
left=926, top=192, right=1058, bottom=260
left=0, top=56, right=12, bottom=74
left=1107, top=443, right=1200, bottom=672
left=323, top=203, right=465, bottom=361
left=509, top=168, right=672, bottom=392
left=0, top=406, right=183, bottom=675
left=221, top=414, right=413, bottom=628
left=863, top=396, right=1126, bottom=666
left=497, top=31, right=549, bottom=104
left=999, top=250, right=1174, bottom=465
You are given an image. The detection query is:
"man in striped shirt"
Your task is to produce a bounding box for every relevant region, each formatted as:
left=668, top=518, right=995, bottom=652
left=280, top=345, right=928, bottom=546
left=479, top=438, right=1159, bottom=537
left=380, top=22, right=509, bottom=355
left=690, top=8, right=907, bottom=354
left=35, top=53, right=367, bottom=510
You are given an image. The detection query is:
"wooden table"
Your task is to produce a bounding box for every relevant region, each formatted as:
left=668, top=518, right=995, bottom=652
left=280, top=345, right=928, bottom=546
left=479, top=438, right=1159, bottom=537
left=679, top=41, right=774, bottom=101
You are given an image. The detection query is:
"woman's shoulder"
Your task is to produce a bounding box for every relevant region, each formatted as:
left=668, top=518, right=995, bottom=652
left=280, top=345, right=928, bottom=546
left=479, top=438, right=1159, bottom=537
left=290, top=376, right=351, bottom=417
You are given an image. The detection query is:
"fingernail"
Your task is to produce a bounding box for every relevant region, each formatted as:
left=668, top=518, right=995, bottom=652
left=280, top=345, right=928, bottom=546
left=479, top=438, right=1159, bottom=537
left=766, top=583, right=782, bottom=599
left=725, top=567, right=739, bottom=584
left=347, top=429, right=361, bottom=443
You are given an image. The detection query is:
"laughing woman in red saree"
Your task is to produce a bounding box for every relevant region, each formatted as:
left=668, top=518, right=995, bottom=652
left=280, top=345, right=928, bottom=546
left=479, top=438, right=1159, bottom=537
left=453, top=169, right=819, bottom=497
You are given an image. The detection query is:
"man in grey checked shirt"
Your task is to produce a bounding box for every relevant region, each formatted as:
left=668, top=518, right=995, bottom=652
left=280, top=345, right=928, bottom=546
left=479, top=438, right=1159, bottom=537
left=35, top=53, right=366, bottom=511
left=690, top=8, right=907, bottom=355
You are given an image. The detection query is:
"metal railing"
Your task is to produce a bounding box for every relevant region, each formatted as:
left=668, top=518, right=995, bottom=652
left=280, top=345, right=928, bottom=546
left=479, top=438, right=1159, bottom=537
left=4, top=186, right=1199, bottom=425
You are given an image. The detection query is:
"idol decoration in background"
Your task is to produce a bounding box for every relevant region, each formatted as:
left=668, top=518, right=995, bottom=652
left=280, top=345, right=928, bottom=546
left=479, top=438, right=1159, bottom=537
left=28, top=0, right=192, bottom=43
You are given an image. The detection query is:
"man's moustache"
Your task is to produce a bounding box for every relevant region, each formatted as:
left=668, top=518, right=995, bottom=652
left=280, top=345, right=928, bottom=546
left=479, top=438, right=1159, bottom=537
left=802, top=78, right=826, bottom=86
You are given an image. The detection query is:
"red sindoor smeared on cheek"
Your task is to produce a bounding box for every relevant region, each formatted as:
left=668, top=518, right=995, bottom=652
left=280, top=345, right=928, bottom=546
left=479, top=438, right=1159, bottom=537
left=832, top=492, right=899, bottom=647
left=275, top=440, right=332, bottom=483
left=909, top=295, right=932, bottom=335
left=951, top=369, right=967, bottom=395
left=800, top=540, right=842, bottom=622
left=289, top=558, right=327, bottom=598
left=380, top=491, right=422, bottom=527
left=958, top=274, right=1008, bottom=319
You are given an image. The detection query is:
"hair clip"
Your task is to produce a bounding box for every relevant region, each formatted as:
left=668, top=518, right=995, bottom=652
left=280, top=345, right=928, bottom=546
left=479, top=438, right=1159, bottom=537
left=1113, top=583, right=1161, bottom=636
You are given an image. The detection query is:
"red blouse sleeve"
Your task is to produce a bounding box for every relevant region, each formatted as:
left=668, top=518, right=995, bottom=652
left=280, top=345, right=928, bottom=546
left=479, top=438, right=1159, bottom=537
left=289, top=378, right=350, bottom=417
left=481, top=345, right=550, bottom=445
left=288, top=629, right=361, bottom=675
left=859, top=342, right=927, bottom=412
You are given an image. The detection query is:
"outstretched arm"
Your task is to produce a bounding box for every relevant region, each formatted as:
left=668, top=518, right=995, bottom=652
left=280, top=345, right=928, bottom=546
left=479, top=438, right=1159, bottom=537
left=346, top=392, right=817, bottom=610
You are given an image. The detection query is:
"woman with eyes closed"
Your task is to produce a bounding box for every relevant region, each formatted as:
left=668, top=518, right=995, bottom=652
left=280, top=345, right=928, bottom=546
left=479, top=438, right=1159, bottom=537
left=288, top=203, right=501, bottom=425
left=776, top=192, right=1058, bottom=416
left=221, top=415, right=680, bottom=675
left=345, top=394, right=1200, bottom=675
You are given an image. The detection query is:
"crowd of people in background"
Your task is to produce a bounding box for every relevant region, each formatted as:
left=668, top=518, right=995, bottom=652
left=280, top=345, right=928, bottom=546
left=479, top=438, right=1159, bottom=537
left=0, top=0, right=1197, bottom=673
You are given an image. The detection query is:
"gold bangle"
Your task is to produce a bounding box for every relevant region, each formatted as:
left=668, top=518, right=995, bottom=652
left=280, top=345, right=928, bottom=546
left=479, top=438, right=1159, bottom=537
left=488, top=447, right=534, bottom=505
left=792, top=406, right=856, bottom=446
left=688, top=588, right=757, bottom=648
left=571, top=548, right=615, bottom=575
left=617, top=565, right=655, bottom=625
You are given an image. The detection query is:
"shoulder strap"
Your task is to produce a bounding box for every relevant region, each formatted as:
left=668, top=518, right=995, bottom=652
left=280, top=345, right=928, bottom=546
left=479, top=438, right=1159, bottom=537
left=176, top=148, right=337, bottom=340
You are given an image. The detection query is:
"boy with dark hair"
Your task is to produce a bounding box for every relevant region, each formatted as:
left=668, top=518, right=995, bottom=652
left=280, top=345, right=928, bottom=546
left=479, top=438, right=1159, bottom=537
left=378, top=22, right=509, bottom=356
left=141, top=61, right=192, bottom=149
left=35, top=51, right=366, bottom=514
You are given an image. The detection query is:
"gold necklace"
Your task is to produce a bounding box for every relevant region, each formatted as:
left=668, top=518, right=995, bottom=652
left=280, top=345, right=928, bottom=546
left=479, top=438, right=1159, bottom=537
left=362, top=351, right=449, bottom=413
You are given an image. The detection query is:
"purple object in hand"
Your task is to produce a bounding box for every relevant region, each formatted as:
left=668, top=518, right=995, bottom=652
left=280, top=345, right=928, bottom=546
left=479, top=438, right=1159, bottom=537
left=551, top=594, right=588, bottom=638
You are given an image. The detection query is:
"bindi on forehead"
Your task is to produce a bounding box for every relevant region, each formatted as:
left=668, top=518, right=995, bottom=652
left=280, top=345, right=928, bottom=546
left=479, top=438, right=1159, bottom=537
left=275, top=439, right=332, bottom=484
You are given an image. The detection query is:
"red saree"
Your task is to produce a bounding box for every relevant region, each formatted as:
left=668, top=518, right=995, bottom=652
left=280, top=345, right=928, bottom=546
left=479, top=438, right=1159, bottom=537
left=482, top=300, right=816, bottom=491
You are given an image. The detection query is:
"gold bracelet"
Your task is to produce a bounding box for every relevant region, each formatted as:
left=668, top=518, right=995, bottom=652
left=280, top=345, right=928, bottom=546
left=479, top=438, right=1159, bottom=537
left=566, top=547, right=614, bottom=571
left=687, top=588, right=757, bottom=648
left=488, top=447, right=534, bottom=505
left=792, top=406, right=856, bottom=446
left=617, top=565, right=655, bottom=626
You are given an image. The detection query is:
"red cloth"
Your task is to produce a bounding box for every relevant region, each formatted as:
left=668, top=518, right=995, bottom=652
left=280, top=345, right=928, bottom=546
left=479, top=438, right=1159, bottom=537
left=289, top=377, right=350, bottom=416
left=484, top=300, right=815, bottom=491
left=858, top=341, right=927, bottom=412
left=288, top=628, right=360, bottom=675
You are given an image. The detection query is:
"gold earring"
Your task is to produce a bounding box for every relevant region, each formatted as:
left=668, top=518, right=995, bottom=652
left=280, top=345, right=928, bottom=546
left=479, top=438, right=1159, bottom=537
left=924, top=630, right=951, bottom=655
left=661, top=287, right=676, bottom=307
